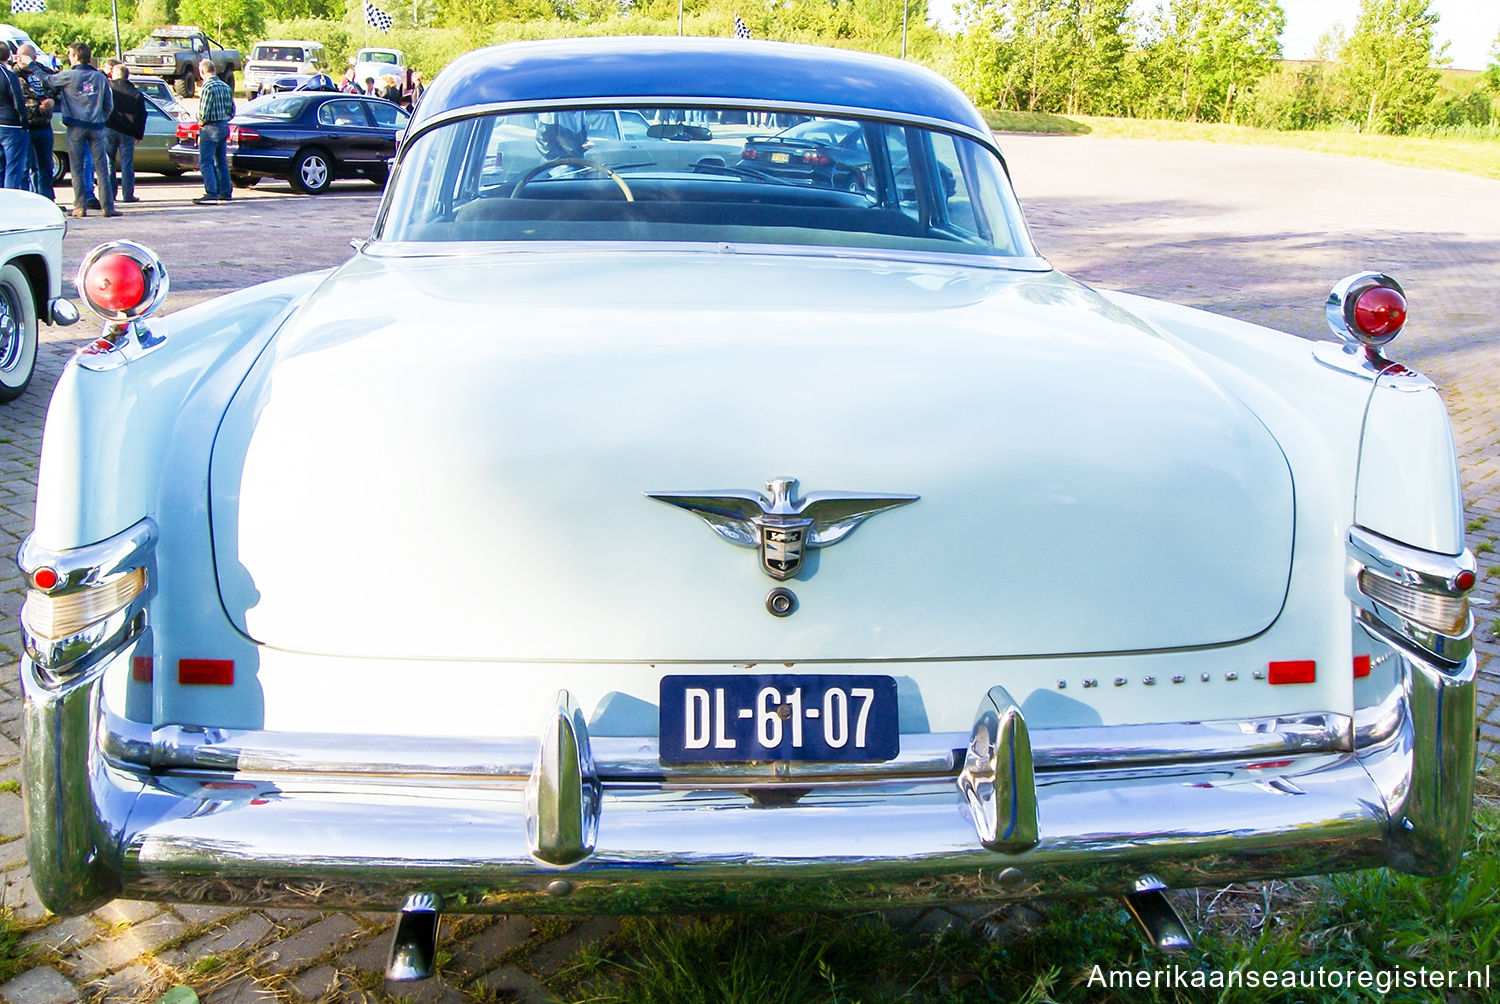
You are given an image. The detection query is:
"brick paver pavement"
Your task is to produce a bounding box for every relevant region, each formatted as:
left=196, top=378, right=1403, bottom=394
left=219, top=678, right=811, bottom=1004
left=0, top=139, right=1496, bottom=1001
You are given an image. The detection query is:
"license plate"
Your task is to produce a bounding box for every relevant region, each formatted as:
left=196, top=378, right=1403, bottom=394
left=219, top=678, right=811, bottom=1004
left=659, top=674, right=899, bottom=764
left=770, top=152, right=791, bottom=164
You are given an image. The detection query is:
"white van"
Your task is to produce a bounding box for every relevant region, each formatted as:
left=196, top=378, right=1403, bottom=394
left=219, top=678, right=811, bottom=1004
left=243, top=39, right=328, bottom=97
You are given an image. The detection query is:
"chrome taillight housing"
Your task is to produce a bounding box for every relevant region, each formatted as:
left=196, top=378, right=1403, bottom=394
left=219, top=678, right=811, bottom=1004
left=1327, top=272, right=1406, bottom=348
left=1348, top=527, right=1475, bottom=665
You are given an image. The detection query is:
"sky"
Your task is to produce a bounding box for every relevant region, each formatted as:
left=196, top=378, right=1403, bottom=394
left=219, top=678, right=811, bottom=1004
left=926, top=1, right=1500, bottom=72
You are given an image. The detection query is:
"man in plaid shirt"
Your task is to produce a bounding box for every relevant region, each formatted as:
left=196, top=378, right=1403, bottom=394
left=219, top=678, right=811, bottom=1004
left=193, top=59, right=234, bottom=205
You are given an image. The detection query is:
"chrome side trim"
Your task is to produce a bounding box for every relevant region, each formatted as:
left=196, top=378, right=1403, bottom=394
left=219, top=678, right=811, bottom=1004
left=119, top=711, right=1353, bottom=783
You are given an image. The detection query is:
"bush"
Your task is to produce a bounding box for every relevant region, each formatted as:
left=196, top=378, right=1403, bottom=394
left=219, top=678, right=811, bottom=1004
left=8, top=13, right=152, bottom=63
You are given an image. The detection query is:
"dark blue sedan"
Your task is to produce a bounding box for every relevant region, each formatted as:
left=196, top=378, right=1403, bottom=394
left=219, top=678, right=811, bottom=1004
left=170, top=92, right=409, bottom=194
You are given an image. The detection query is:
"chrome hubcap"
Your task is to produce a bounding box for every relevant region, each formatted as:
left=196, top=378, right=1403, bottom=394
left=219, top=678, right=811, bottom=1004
left=0, top=284, right=21, bottom=372
left=302, top=157, right=329, bottom=189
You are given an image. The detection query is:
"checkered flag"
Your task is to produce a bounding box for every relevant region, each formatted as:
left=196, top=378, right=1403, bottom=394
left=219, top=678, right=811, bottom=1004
left=10, top=0, right=47, bottom=13
left=363, top=1, right=393, bottom=32
left=733, top=14, right=752, bottom=39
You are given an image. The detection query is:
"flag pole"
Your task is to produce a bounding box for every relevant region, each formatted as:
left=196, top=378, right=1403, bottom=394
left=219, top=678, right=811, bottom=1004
left=111, top=0, right=122, bottom=59
left=678, top=0, right=683, bottom=36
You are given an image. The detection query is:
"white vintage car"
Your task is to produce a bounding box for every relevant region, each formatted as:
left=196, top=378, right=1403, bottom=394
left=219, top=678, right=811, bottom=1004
left=0, top=190, right=78, bottom=401
left=20, top=38, right=1477, bottom=979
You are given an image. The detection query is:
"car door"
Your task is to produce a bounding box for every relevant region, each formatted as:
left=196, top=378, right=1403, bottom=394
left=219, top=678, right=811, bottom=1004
left=363, top=98, right=410, bottom=161
left=315, top=98, right=381, bottom=168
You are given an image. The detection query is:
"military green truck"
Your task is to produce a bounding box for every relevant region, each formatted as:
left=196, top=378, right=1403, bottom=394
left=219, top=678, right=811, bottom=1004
left=123, top=25, right=241, bottom=98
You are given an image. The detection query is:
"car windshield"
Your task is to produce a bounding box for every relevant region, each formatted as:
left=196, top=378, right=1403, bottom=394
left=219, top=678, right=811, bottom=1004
left=361, top=51, right=398, bottom=64
left=148, top=36, right=197, bottom=50
left=379, top=105, right=1035, bottom=259
left=253, top=46, right=305, bottom=61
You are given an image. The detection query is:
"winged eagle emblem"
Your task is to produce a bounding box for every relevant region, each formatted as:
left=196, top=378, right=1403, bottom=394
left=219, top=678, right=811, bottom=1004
left=645, top=477, right=918, bottom=580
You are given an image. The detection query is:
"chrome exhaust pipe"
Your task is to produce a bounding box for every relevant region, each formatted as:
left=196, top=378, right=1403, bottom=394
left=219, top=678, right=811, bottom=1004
left=1121, top=878, right=1193, bottom=953
left=386, top=892, right=443, bottom=982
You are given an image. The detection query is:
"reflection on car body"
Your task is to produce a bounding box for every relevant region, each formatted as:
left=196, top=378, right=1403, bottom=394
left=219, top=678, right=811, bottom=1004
left=19, top=37, right=1480, bottom=983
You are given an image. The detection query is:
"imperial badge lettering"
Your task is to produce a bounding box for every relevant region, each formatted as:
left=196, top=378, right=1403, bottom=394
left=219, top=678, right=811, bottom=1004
left=645, top=478, right=918, bottom=580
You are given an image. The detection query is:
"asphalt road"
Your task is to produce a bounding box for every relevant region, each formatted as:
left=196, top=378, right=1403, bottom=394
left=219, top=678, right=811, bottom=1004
left=0, top=137, right=1496, bottom=1002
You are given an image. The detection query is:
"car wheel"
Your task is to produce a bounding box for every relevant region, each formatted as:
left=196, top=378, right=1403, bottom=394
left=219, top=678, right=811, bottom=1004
left=223, top=70, right=236, bottom=94
left=51, top=151, right=68, bottom=184
left=161, top=167, right=185, bottom=179
left=0, top=264, right=39, bottom=404
left=365, top=166, right=389, bottom=187
left=231, top=173, right=260, bottom=189
left=292, top=149, right=333, bottom=194
left=174, top=71, right=196, bottom=98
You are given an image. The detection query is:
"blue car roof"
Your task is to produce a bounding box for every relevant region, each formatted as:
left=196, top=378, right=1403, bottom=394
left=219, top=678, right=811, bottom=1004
left=411, top=37, right=991, bottom=138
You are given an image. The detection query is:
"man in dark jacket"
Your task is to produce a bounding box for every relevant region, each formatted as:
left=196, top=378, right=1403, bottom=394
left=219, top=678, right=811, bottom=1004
left=0, top=41, right=30, bottom=190
left=14, top=43, right=57, bottom=198
left=45, top=41, right=118, bottom=217
left=104, top=61, right=146, bottom=204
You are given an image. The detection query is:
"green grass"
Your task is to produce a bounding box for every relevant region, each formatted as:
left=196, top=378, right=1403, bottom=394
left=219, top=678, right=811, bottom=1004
left=1477, top=540, right=1496, bottom=554
left=0, top=910, right=40, bottom=985
left=982, top=109, right=1092, bottom=136
left=546, top=791, right=1500, bottom=1004
left=1470, top=518, right=1490, bottom=532
left=1055, top=116, right=1500, bottom=181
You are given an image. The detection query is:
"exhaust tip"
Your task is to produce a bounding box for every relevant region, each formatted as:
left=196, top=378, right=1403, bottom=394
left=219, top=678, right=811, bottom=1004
left=386, top=891, right=443, bottom=982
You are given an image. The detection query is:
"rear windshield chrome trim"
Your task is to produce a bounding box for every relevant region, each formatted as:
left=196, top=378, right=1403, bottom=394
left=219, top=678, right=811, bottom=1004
left=107, top=709, right=1352, bottom=783
left=362, top=239, right=1054, bottom=273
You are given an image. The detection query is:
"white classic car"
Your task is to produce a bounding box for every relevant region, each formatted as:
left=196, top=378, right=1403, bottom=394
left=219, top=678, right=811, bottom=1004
left=19, top=38, right=1477, bottom=980
left=0, top=190, right=78, bottom=402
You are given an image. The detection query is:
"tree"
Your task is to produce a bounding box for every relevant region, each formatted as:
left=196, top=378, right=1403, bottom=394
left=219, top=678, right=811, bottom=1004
left=1483, top=29, right=1500, bottom=92
left=1144, top=0, right=1285, bottom=123
left=175, top=0, right=265, bottom=47
left=1338, top=0, right=1445, bottom=133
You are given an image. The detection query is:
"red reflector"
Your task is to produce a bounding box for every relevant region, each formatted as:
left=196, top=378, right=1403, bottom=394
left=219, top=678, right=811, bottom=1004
left=1353, top=286, right=1406, bottom=338
left=1246, top=759, right=1294, bottom=770
left=1353, top=655, right=1371, bottom=679
left=132, top=656, right=154, bottom=683
left=85, top=254, right=147, bottom=313
left=179, top=658, right=234, bottom=685
left=31, top=567, right=59, bottom=590
left=1268, top=660, right=1316, bottom=685
left=1455, top=570, right=1476, bottom=591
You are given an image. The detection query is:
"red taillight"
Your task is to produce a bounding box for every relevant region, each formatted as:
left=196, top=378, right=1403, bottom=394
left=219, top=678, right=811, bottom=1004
left=83, top=254, right=147, bottom=313
left=230, top=125, right=259, bottom=144
left=31, top=567, right=59, bottom=590
left=1353, top=286, right=1406, bottom=338
left=1267, top=660, right=1316, bottom=685
left=741, top=147, right=756, bottom=159
left=1455, top=569, right=1476, bottom=591
left=179, top=659, right=234, bottom=685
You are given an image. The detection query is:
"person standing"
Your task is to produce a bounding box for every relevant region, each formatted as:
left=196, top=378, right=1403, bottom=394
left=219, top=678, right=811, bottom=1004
left=193, top=58, right=233, bottom=206
left=0, top=41, right=30, bottom=190
left=104, top=62, right=146, bottom=204
left=14, top=43, right=56, bottom=199
left=44, top=42, right=117, bottom=217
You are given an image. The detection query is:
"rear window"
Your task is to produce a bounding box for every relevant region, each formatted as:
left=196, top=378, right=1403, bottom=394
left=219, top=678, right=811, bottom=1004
left=378, top=104, right=1034, bottom=260
left=249, top=96, right=310, bottom=119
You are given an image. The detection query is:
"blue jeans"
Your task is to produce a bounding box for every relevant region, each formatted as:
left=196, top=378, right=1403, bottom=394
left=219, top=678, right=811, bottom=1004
left=105, top=130, right=136, bottom=201
left=28, top=123, right=53, bottom=198
left=0, top=125, right=28, bottom=190
left=198, top=121, right=229, bottom=200
left=64, top=123, right=112, bottom=212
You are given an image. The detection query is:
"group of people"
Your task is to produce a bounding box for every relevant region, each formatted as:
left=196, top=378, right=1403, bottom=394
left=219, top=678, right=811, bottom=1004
left=335, top=65, right=424, bottom=110
left=0, top=40, right=148, bottom=217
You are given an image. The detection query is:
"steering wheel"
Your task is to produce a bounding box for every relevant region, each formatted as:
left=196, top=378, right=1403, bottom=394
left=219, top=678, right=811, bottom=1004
left=510, top=158, right=635, bottom=202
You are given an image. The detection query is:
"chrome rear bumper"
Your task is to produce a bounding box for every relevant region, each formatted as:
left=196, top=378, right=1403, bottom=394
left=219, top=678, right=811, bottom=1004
left=22, top=636, right=1475, bottom=916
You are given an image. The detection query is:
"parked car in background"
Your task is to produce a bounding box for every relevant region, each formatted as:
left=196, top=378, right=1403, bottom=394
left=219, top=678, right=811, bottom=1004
left=123, top=25, right=240, bottom=97
left=52, top=95, right=189, bottom=184
left=0, top=22, right=56, bottom=68
left=19, top=38, right=1479, bottom=984
left=169, top=92, right=407, bottom=193
left=352, top=46, right=404, bottom=90
left=243, top=39, right=327, bottom=98
left=738, top=117, right=872, bottom=191
left=0, top=191, right=77, bottom=401
left=131, top=76, right=190, bottom=122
